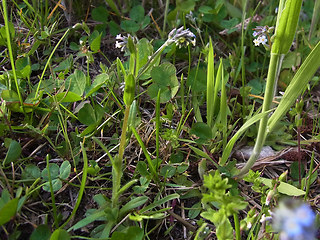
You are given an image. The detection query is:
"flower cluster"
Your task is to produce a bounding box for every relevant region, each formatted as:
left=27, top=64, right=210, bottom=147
left=252, top=25, right=273, bottom=47
left=115, top=34, right=137, bottom=52
left=168, top=26, right=196, bottom=48
left=272, top=202, right=316, bottom=240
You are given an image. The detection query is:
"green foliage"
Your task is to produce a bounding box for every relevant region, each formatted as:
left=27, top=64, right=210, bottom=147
left=3, top=138, right=22, bottom=166
left=30, top=225, right=51, bottom=240
left=41, top=161, right=71, bottom=192
left=201, top=171, right=248, bottom=240
left=148, top=63, right=179, bottom=102
left=0, top=190, right=18, bottom=227
left=121, top=5, right=150, bottom=33
left=0, top=0, right=319, bottom=239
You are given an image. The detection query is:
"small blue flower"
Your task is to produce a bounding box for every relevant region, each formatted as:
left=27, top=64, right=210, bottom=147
left=295, top=204, right=315, bottom=227
left=272, top=201, right=316, bottom=240
left=283, top=218, right=303, bottom=238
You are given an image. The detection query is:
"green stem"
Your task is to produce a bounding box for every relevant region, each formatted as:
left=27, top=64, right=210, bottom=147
left=46, top=155, right=58, bottom=228
left=2, top=0, right=25, bottom=114
left=112, top=106, right=130, bottom=207
left=233, top=213, right=241, bottom=240
left=238, top=53, right=281, bottom=177
left=162, top=0, right=169, bottom=35
left=60, top=142, right=88, bottom=229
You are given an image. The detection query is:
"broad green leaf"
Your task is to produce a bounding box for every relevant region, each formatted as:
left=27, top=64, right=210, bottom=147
left=129, top=5, right=145, bottom=23
left=89, top=30, right=102, bottom=53
left=16, top=57, right=31, bottom=79
left=54, top=92, right=82, bottom=103
left=121, top=20, right=140, bottom=33
left=21, top=164, right=41, bottom=180
left=0, top=23, right=15, bottom=46
left=3, top=139, right=21, bottom=166
left=42, top=179, right=62, bottom=192
left=148, top=63, right=179, bottom=102
left=54, top=55, right=73, bottom=72
left=86, top=73, right=108, bottom=97
left=188, top=202, right=201, bottom=219
left=187, top=67, right=207, bottom=92
left=65, top=70, right=86, bottom=96
left=111, top=226, right=144, bottom=240
left=78, top=103, right=97, bottom=125
left=50, top=229, right=70, bottom=240
left=0, top=198, right=18, bottom=226
left=91, top=6, right=109, bottom=23
left=190, top=122, right=212, bottom=141
left=124, top=74, right=135, bottom=106
left=136, top=162, right=150, bottom=177
left=59, top=161, right=71, bottom=180
left=272, top=0, right=302, bottom=54
left=30, top=224, right=51, bottom=240
left=41, top=163, right=60, bottom=181
left=260, top=177, right=305, bottom=196
left=1, top=90, right=19, bottom=102
left=176, top=0, right=195, bottom=12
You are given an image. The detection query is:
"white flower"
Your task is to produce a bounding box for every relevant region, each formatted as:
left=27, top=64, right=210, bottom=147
left=253, top=38, right=260, bottom=46
left=114, top=34, right=138, bottom=52
left=259, top=35, right=268, bottom=45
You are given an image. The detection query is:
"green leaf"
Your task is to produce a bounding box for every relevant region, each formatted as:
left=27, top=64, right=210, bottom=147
left=16, top=57, right=31, bottom=78
left=268, top=41, right=320, bottom=132
left=65, top=69, right=86, bottom=96
left=3, top=139, right=21, bottom=166
left=188, top=202, right=201, bottom=219
left=0, top=23, right=15, bottom=46
left=187, top=67, right=207, bottom=92
left=272, top=0, right=303, bottom=54
left=176, top=0, right=195, bottom=12
left=0, top=198, right=18, bottom=226
left=42, top=179, right=62, bottom=192
left=59, top=161, right=71, bottom=180
left=260, top=177, right=305, bottom=196
left=30, top=224, right=51, bottom=240
left=111, top=226, right=144, bottom=240
left=140, top=193, right=179, bottom=213
left=1, top=90, right=19, bottom=102
left=91, top=6, right=109, bottom=23
left=68, top=210, right=106, bottom=231
left=54, top=55, right=73, bottom=72
left=190, top=122, right=212, bottom=141
left=119, top=196, right=148, bottom=217
left=21, top=164, right=41, bottom=180
left=41, top=163, right=60, bottom=181
left=147, top=63, right=179, bottom=103
left=54, top=92, right=82, bottom=103
left=221, top=109, right=273, bottom=166
left=50, top=229, right=70, bottom=240
left=86, top=73, right=108, bottom=97
left=130, top=5, right=145, bottom=23
left=136, top=162, right=150, bottom=177
left=78, top=103, right=97, bottom=125
left=124, top=74, right=135, bottom=106
left=89, top=30, right=102, bottom=53
left=121, top=20, right=140, bottom=33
